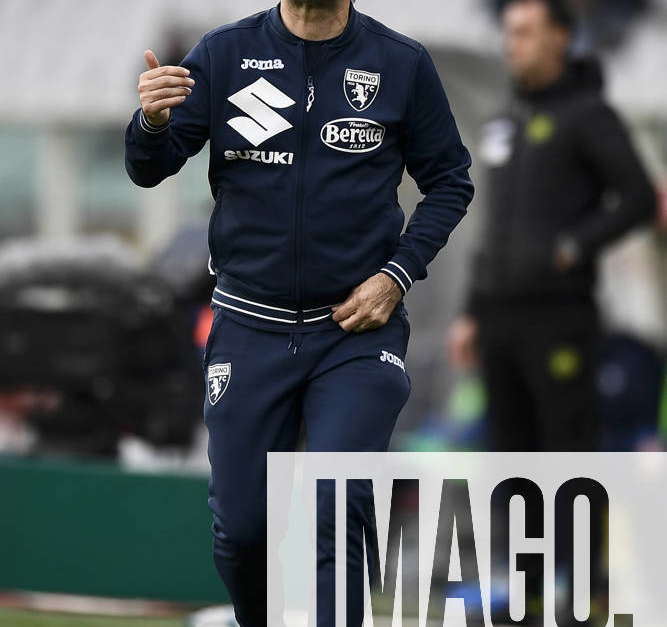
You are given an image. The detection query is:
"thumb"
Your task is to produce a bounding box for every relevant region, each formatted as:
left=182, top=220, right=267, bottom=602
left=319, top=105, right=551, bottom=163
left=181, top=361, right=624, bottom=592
left=144, top=49, right=160, bottom=70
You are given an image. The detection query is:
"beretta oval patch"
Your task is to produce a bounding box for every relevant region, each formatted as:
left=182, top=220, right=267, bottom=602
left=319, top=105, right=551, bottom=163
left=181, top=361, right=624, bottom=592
left=320, top=118, right=386, bottom=154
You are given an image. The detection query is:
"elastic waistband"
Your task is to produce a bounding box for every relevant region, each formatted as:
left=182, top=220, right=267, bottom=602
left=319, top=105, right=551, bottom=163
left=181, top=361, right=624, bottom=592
left=211, top=283, right=336, bottom=326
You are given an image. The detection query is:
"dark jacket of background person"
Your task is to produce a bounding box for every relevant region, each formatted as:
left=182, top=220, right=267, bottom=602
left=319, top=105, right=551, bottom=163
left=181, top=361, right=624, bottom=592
left=466, top=57, right=656, bottom=313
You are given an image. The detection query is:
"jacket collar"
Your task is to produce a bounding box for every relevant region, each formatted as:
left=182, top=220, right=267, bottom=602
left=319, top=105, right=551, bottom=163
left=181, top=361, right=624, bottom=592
left=268, top=3, right=360, bottom=48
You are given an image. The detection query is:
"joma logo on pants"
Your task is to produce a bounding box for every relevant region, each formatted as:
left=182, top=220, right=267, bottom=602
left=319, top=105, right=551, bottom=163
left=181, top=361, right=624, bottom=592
left=380, top=350, right=405, bottom=371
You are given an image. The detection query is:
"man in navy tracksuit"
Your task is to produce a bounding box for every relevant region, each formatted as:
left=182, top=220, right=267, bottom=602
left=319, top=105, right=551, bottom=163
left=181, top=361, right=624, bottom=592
left=125, top=1, right=473, bottom=624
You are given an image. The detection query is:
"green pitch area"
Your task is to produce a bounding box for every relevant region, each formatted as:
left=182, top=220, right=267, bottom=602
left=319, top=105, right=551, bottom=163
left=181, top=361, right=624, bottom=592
left=0, top=610, right=184, bottom=627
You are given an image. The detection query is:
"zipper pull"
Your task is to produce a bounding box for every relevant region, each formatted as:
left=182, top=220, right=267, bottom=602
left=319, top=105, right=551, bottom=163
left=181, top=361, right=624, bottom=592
left=306, top=75, right=315, bottom=113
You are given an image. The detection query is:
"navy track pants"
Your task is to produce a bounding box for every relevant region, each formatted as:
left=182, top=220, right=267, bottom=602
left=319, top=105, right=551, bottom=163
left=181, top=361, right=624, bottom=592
left=202, top=304, right=411, bottom=627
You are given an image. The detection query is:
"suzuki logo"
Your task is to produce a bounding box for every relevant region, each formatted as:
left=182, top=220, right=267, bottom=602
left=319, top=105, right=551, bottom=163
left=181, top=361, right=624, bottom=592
left=227, top=78, right=296, bottom=147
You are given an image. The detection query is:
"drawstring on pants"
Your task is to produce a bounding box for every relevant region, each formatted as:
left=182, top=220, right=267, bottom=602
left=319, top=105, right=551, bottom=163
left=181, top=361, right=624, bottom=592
left=287, top=333, right=304, bottom=355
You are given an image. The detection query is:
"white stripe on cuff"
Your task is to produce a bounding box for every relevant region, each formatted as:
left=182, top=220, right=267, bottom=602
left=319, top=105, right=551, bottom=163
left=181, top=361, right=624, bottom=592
left=381, top=268, right=407, bottom=295
left=139, top=111, right=170, bottom=134
left=387, top=261, right=413, bottom=287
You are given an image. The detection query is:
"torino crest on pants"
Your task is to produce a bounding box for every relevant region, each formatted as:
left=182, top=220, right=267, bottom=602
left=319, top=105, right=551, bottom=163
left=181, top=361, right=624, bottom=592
left=208, top=363, right=231, bottom=406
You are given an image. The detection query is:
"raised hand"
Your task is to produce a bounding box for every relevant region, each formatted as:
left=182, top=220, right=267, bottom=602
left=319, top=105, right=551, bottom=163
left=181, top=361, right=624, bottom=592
left=138, top=50, right=195, bottom=127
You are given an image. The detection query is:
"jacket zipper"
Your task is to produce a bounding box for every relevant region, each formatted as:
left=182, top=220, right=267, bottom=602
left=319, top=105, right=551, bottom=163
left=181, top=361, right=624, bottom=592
left=294, top=42, right=312, bottom=324
left=306, top=75, right=316, bottom=112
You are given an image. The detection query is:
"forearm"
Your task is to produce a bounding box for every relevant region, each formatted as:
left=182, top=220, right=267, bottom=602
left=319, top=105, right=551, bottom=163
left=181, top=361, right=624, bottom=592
left=382, top=176, right=472, bottom=295
left=388, top=45, right=474, bottom=296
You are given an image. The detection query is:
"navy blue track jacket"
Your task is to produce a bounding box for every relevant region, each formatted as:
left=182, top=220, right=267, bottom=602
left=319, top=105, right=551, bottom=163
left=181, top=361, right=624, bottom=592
left=125, top=5, right=474, bottom=314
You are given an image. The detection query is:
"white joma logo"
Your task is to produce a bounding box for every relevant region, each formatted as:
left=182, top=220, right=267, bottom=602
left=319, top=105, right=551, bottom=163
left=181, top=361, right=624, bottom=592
left=241, top=58, right=285, bottom=70
left=380, top=350, right=405, bottom=372
left=227, top=78, right=295, bottom=147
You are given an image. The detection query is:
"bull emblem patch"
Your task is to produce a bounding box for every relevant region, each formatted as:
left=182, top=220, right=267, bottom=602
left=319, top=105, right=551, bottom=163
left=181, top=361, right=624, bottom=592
left=208, top=363, right=231, bottom=405
left=344, top=69, right=381, bottom=112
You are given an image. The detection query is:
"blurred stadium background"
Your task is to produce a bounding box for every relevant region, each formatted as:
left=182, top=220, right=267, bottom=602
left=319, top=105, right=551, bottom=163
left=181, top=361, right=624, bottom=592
left=0, top=0, right=665, bottom=625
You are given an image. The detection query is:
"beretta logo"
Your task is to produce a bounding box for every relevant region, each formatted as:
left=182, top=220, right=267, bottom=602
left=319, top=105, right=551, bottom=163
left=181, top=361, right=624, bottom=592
left=320, top=118, right=386, bottom=154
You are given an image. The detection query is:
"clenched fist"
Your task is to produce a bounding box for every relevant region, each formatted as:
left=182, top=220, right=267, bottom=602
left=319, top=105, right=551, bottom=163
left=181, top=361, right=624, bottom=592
left=332, top=273, right=402, bottom=333
left=138, top=50, right=195, bottom=127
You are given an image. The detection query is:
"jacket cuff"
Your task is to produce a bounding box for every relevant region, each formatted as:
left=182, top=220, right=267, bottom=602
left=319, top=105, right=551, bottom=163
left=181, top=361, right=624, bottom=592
left=134, top=109, right=171, bottom=143
left=380, top=258, right=418, bottom=297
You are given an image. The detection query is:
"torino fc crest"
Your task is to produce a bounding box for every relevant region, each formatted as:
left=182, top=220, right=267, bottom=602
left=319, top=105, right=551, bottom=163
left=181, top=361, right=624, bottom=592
left=208, top=363, right=231, bottom=405
left=344, top=69, right=381, bottom=112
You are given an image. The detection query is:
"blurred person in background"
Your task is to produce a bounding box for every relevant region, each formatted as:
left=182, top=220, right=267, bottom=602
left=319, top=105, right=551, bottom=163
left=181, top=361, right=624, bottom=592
left=448, top=2, right=656, bottom=620
left=448, top=0, right=656, bottom=454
